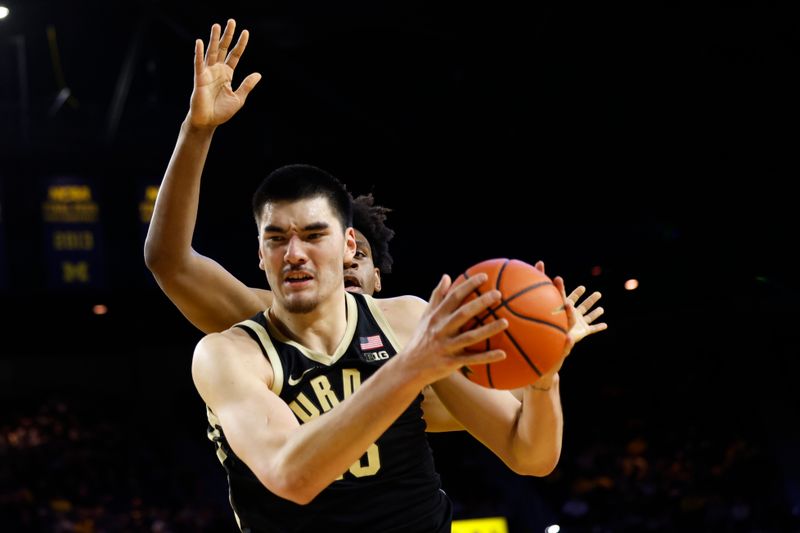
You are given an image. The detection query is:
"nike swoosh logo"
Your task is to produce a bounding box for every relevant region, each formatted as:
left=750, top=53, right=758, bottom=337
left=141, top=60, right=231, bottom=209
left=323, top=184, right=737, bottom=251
left=287, top=367, right=316, bottom=386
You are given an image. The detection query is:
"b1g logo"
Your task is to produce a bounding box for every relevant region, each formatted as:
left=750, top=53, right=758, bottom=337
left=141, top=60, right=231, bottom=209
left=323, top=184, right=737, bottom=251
left=362, top=350, right=390, bottom=362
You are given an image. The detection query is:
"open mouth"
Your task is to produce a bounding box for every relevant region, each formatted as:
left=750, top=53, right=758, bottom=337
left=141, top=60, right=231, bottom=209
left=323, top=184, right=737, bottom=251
left=284, top=271, right=313, bottom=285
left=344, top=276, right=362, bottom=292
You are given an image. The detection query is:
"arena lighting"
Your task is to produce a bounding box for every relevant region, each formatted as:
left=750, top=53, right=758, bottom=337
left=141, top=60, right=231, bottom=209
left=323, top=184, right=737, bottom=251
left=0, top=6, right=10, bottom=19
left=93, top=304, right=108, bottom=315
left=545, top=525, right=561, bottom=533
left=624, top=278, right=639, bottom=290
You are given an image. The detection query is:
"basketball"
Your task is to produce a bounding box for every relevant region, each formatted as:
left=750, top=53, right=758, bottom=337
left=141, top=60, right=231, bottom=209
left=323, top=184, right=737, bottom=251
left=454, top=258, right=569, bottom=389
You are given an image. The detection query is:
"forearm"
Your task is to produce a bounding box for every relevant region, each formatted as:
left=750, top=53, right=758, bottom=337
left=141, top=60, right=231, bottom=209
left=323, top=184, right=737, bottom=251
left=267, top=358, right=427, bottom=502
left=511, top=373, right=563, bottom=475
left=431, top=372, right=562, bottom=475
left=144, top=117, right=215, bottom=268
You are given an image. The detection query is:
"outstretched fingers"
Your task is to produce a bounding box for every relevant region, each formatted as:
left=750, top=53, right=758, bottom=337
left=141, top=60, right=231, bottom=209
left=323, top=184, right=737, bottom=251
left=567, top=285, right=586, bottom=305
left=235, top=72, right=262, bottom=100
left=576, top=290, right=601, bottom=314
left=205, top=23, right=222, bottom=66
left=225, top=28, right=249, bottom=70
left=562, top=294, right=577, bottom=328
left=194, top=39, right=205, bottom=79
left=584, top=305, right=604, bottom=323
left=217, top=19, right=236, bottom=64
left=553, top=276, right=570, bottom=304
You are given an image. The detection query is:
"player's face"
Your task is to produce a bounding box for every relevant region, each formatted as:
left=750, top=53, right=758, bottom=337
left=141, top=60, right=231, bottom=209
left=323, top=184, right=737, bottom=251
left=343, top=229, right=382, bottom=295
left=258, top=197, right=355, bottom=313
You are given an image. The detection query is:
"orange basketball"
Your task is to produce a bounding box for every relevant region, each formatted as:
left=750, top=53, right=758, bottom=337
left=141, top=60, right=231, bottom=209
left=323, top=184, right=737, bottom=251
left=453, top=258, right=569, bottom=389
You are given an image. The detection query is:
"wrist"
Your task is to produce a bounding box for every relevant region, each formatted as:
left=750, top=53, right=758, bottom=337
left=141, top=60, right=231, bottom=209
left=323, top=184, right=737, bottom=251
left=530, top=372, right=559, bottom=391
left=183, top=114, right=217, bottom=135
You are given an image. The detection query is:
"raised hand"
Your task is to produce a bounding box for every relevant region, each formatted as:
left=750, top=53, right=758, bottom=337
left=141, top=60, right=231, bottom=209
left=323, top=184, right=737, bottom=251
left=564, top=284, right=607, bottom=346
left=190, top=19, right=262, bottom=128
left=533, top=260, right=607, bottom=378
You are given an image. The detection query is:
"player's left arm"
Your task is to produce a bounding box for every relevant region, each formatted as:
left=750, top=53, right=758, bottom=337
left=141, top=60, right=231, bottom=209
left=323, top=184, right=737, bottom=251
left=432, top=275, right=608, bottom=475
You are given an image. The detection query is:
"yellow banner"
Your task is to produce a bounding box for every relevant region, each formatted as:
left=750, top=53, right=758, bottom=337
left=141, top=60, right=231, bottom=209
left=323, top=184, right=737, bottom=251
left=452, top=516, right=508, bottom=533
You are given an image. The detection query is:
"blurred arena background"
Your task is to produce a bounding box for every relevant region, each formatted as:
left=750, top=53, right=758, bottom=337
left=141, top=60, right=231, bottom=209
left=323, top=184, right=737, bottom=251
left=1, top=1, right=797, bottom=531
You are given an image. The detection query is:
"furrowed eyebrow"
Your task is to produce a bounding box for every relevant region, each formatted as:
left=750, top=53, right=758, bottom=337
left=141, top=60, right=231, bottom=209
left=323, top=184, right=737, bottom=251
left=303, top=222, right=330, bottom=232
left=262, top=222, right=330, bottom=233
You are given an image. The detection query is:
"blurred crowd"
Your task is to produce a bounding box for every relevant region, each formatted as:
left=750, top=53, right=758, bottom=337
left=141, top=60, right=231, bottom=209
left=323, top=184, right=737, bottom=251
left=0, top=395, right=231, bottom=532
left=2, top=391, right=798, bottom=533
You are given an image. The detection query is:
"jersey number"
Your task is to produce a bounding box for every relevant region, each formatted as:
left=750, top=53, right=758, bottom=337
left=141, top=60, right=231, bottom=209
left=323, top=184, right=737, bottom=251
left=338, top=443, right=380, bottom=480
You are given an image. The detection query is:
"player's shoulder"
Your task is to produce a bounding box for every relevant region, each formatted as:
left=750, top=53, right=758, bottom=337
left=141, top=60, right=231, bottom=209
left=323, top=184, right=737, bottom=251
left=196, top=326, right=253, bottom=350
left=192, top=327, right=273, bottom=405
left=193, top=327, right=267, bottom=379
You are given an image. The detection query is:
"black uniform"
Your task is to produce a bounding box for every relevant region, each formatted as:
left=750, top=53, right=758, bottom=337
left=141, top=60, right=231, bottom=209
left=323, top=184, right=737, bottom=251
left=205, top=292, right=452, bottom=533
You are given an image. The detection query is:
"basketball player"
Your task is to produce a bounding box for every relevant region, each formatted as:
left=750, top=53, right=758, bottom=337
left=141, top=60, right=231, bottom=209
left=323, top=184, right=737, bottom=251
left=158, top=20, right=607, bottom=531
left=193, top=161, right=573, bottom=531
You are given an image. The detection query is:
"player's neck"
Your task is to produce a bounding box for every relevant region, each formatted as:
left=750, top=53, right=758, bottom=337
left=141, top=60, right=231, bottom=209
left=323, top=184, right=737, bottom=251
left=270, top=291, right=350, bottom=354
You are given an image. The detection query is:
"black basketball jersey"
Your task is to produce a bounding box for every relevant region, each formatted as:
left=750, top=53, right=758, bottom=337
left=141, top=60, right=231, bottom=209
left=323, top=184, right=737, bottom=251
left=205, top=292, right=452, bottom=533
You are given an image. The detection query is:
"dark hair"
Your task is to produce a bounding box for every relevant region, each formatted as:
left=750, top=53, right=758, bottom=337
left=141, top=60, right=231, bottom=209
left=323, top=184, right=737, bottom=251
left=252, top=164, right=353, bottom=230
left=352, top=194, right=395, bottom=274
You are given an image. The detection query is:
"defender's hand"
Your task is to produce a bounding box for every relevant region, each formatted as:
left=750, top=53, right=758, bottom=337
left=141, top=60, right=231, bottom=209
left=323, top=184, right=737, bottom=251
left=190, top=19, right=262, bottom=128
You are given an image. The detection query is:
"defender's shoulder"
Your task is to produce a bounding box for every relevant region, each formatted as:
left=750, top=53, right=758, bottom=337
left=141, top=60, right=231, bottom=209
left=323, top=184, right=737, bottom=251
left=370, top=294, right=427, bottom=319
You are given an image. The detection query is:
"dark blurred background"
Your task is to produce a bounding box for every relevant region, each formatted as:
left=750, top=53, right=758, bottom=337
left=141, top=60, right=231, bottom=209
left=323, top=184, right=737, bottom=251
left=1, top=1, right=797, bottom=532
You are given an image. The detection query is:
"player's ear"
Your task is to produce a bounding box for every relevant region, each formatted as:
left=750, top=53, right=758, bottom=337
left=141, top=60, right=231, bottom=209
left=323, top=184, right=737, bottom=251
left=373, top=269, right=382, bottom=293
left=258, top=239, right=265, bottom=271
left=344, top=227, right=356, bottom=262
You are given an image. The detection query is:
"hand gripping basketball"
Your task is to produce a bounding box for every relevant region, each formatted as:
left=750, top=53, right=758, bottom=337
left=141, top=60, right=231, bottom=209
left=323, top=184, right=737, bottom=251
left=452, top=258, right=569, bottom=389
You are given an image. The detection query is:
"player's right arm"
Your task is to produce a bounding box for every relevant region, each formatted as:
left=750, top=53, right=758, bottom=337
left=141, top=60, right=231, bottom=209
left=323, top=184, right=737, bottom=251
left=144, top=20, right=266, bottom=333
left=192, top=274, right=508, bottom=505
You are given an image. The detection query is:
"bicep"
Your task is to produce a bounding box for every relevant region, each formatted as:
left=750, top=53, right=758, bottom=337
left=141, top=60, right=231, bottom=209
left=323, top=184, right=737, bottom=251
left=155, top=252, right=271, bottom=333
left=213, top=382, right=300, bottom=480
left=192, top=333, right=299, bottom=484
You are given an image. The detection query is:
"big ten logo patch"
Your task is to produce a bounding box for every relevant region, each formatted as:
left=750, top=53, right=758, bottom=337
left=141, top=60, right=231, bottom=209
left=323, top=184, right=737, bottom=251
left=362, top=350, right=390, bottom=362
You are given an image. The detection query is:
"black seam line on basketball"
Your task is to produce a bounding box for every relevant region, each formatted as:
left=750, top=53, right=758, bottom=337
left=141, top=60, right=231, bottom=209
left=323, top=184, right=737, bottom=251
left=471, top=281, right=566, bottom=334
left=495, top=259, right=510, bottom=292
left=504, top=281, right=551, bottom=304
left=501, top=306, right=568, bottom=334
left=463, top=263, right=529, bottom=320
left=478, top=291, right=542, bottom=377
left=473, top=299, right=568, bottom=334
left=473, top=305, right=567, bottom=334
left=471, top=281, right=555, bottom=327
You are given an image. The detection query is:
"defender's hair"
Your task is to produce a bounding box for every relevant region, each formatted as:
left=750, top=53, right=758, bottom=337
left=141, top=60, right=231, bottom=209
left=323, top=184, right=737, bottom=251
left=352, top=194, right=395, bottom=274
